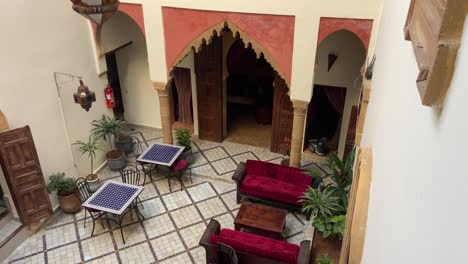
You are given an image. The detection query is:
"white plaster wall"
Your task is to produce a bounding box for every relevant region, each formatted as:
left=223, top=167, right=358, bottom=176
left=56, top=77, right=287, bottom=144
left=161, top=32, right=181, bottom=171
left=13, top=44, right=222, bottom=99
left=140, top=0, right=383, bottom=101
left=102, top=12, right=161, bottom=129
left=175, top=51, right=199, bottom=135
left=313, top=30, right=366, bottom=157
left=361, top=1, right=468, bottom=262
left=0, top=0, right=113, bottom=213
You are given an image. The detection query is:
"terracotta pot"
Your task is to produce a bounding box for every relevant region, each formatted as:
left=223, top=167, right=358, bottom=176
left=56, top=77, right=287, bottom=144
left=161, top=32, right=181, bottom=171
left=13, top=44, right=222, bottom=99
left=85, top=174, right=101, bottom=192
left=58, top=192, right=81, bottom=214
left=310, top=229, right=342, bottom=263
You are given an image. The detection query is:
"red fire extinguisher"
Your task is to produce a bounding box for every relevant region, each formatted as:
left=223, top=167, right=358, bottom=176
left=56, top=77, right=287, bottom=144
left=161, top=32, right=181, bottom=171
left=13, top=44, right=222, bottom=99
left=104, top=84, right=115, bottom=109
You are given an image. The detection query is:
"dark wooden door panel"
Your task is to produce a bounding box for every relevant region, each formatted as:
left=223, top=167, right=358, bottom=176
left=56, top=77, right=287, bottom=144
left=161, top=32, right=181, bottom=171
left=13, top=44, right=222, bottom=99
left=271, top=74, right=293, bottom=154
left=0, top=126, right=52, bottom=224
left=195, top=34, right=223, bottom=142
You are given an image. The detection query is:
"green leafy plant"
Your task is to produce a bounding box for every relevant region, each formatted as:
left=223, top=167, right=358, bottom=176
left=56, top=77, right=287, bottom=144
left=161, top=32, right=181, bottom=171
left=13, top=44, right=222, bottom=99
left=326, top=148, right=356, bottom=210
left=316, top=254, right=335, bottom=264
left=300, top=187, right=343, bottom=220
left=73, top=137, right=102, bottom=174
left=313, top=214, right=346, bottom=240
left=175, top=129, right=192, bottom=151
left=91, top=115, right=125, bottom=149
left=46, top=173, right=76, bottom=195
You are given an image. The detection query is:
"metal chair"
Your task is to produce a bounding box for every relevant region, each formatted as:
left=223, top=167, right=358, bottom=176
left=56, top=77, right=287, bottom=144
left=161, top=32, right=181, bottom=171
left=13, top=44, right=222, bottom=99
left=168, top=150, right=193, bottom=192
left=75, top=178, right=105, bottom=236
left=132, top=136, right=157, bottom=182
left=120, top=165, right=145, bottom=208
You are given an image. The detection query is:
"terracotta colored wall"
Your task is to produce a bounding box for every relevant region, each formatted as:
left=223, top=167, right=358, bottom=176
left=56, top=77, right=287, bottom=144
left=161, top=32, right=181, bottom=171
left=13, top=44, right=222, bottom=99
left=119, top=3, right=145, bottom=36
left=318, top=18, right=373, bottom=51
left=162, top=7, right=295, bottom=82
left=92, top=3, right=145, bottom=37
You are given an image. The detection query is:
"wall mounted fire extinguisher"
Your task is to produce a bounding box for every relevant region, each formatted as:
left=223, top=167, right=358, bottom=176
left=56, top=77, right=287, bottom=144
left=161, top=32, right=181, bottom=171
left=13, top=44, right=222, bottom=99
left=104, top=84, right=115, bottom=109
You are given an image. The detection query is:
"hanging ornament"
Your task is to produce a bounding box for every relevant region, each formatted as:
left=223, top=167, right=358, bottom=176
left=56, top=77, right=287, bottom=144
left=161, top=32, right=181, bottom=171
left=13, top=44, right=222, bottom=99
left=70, top=0, right=120, bottom=56
left=73, top=80, right=96, bottom=112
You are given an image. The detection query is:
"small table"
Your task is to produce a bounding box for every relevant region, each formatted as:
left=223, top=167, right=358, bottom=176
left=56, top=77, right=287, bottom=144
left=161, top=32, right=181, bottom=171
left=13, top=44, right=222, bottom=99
left=234, top=202, right=287, bottom=240
left=83, top=181, right=144, bottom=244
left=137, top=143, right=184, bottom=167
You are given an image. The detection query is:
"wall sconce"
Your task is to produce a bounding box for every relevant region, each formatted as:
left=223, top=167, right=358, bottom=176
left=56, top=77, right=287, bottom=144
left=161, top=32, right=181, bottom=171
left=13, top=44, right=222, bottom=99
left=328, top=53, right=338, bottom=72
left=73, top=80, right=96, bottom=112
left=54, top=72, right=96, bottom=112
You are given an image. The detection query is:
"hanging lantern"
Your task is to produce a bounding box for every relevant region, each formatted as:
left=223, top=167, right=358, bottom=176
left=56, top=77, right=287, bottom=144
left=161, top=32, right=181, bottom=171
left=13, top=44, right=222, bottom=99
left=70, top=1, right=120, bottom=56
left=73, top=80, right=96, bottom=112
left=70, top=0, right=119, bottom=26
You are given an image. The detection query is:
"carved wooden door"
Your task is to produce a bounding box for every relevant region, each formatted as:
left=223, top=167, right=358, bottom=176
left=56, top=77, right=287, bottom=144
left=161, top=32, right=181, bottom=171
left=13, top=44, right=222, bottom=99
left=271, top=74, right=294, bottom=154
left=0, top=126, right=52, bottom=224
left=195, top=34, right=223, bottom=142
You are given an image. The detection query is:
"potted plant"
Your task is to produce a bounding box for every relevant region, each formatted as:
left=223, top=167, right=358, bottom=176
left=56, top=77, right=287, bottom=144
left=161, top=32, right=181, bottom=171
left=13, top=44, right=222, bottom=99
left=91, top=115, right=127, bottom=171
left=300, top=148, right=356, bottom=263
left=73, top=136, right=102, bottom=192
left=175, top=128, right=192, bottom=159
left=316, top=254, right=335, bottom=264
left=46, top=173, right=81, bottom=213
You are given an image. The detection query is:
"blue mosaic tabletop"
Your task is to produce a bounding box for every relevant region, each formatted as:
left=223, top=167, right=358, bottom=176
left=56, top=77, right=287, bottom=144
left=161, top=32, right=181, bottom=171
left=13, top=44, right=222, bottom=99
left=83, top=181, right=143, bottom=215
left=137, top=143, right=184, bottom=166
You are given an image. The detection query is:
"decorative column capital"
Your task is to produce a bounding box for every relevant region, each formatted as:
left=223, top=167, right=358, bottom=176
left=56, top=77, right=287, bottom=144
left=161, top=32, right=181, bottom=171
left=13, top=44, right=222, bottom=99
left=292, top=100, right=309, bottom=115
left=157, top=89, right=169, bottom=97
left=153, top=81, right=168, bottom=91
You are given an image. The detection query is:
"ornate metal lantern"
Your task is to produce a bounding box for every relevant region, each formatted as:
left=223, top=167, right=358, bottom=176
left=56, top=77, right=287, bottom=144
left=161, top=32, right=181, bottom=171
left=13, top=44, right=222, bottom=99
left=70, top=0, right=120, bottom=55
left=73, top=80, right=96, bottom=112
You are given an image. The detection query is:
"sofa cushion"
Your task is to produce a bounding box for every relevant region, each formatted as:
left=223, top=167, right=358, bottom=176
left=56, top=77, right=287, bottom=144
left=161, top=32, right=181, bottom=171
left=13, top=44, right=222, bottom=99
left=246, top=160, right=275, bottom=177
left=240, top=174, right=307, bottom=205
left=210, top=229, right=299, bottom=264
left=275, top=166, right=312, bottom=187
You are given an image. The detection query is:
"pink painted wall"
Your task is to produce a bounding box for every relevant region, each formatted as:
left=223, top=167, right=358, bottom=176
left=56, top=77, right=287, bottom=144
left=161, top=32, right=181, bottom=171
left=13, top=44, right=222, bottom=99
left=162, top=7, right=295, bottom=82
left=92, top=3, right=145, bottom=37
left=118, top=3, right=145, bottom=36
left=318, top=17, right=373, bottom=51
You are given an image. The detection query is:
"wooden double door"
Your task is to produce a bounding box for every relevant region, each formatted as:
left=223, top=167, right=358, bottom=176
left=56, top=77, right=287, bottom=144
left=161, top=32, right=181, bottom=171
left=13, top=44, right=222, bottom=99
left=194, top=34, right=293, bottom=154
left=0, top=126, right=52, bottom=224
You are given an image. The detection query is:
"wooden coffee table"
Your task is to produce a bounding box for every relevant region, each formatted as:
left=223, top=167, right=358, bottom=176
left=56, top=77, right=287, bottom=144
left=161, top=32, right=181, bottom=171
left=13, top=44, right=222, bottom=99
left=234, top=202, right=287, bottom=240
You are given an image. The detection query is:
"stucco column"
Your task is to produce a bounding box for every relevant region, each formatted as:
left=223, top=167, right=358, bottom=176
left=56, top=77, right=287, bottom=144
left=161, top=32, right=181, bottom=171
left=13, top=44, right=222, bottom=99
left=289, top=100, right=309, bottom=168
left=155, top=82, right=173, bottom=144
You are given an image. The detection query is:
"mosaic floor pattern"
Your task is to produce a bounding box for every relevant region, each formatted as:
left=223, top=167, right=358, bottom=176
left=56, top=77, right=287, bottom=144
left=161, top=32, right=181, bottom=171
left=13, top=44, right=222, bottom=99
left=6, top=126, right=332, bottom=263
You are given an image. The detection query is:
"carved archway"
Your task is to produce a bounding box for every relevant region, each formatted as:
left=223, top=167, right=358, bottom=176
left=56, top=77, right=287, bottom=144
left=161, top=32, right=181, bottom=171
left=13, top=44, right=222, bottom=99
left=318, top=17, right=373, bottom=52
left=168, top=21, right=290, bottom=90
left=161, top=7, right=295, bottom=85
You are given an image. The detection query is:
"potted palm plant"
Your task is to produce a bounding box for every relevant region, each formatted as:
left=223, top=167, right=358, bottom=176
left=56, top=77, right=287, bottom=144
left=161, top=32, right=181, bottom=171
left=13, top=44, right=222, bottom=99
left=175, top=128, right=192, bottom=159
left=46, top=173, right=81, bottom=213
left=74, top=136, right=102, bottom=192
left=300, top=148, right=356, bottom=263
left=91, top=115, right=127, bottom=170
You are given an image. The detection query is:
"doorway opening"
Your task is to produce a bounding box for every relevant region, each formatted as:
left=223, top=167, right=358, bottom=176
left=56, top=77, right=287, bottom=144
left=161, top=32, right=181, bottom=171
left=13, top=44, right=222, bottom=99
left=105, top=53, right=125, bottom=120
left=184, top=25, right=287, bottom=151
left=304, top=85, right=346, bottom=156
left=305, top=29, right=367, bottom=158
left=170, top=67, right=194, bottom=133
left=224, top=38, right=275, bottom=149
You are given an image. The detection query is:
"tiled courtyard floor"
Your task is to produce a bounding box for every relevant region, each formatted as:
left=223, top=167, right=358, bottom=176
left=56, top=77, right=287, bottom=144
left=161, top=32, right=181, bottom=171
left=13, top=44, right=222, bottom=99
left=6, top=126, right=331, bottom=263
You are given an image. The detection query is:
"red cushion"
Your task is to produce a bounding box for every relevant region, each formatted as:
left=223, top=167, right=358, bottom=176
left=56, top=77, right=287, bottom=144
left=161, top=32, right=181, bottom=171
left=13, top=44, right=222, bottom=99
left=246, top=160, right=312, bottom=187
left=275, top=166, right=312, bottom=187
left=246, top=160, right=275, bottom=177
left=210, top=229, right=299, bottom=264
left=240, top=174, right=307, bottom=205
left=171, top=159, right=187, bottom=171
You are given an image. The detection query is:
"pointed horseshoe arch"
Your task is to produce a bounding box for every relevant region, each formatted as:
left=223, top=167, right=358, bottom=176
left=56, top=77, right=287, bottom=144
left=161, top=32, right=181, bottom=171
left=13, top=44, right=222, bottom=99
left=161, top=7, right=295, bottom=86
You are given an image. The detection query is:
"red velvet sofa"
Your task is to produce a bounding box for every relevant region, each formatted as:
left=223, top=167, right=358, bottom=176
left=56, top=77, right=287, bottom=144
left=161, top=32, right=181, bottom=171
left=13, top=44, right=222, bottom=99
left=199, top=219, right=311, bottom=264
left=232, top=160, right=320, bottom=220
